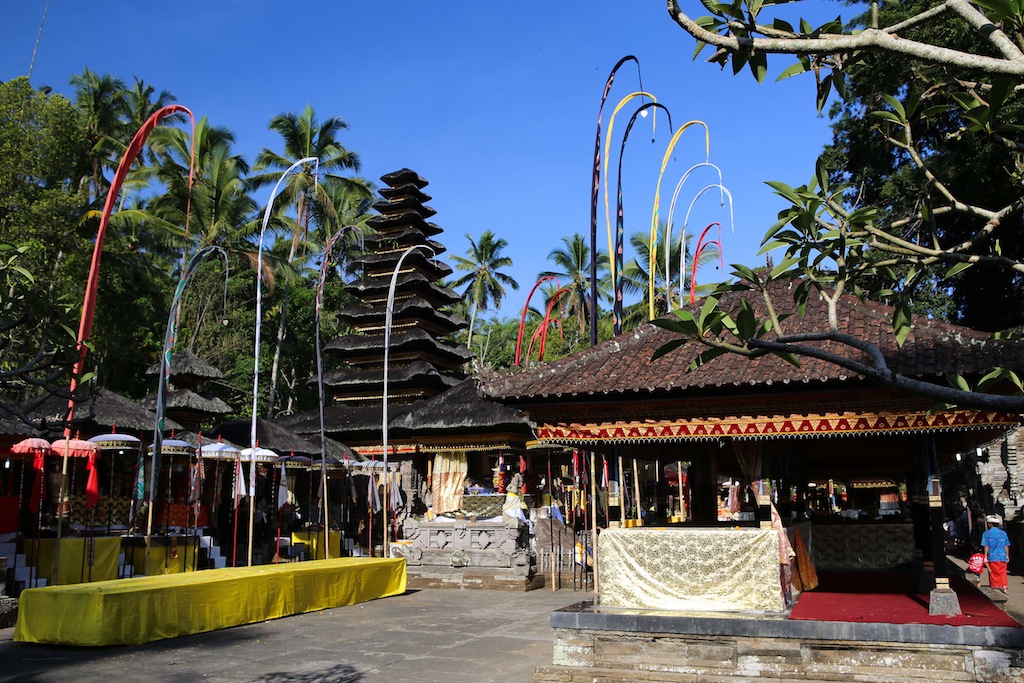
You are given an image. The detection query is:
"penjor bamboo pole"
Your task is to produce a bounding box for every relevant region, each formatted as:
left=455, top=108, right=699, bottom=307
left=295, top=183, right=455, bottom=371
left=590, top=451, right=599, bottom=595
left=677, top=460, right=684, bottom=520
left=618, top=453, right=625, bottom=526
left=632, top=458, right=641, bottom=524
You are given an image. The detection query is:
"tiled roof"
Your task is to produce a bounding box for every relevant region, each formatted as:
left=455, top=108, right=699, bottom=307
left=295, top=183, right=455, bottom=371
left=483, top=279, right=1024, bottom=400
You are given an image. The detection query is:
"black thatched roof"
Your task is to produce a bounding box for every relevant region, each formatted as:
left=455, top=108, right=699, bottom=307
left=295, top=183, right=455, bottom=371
left=363, top=230, right=445, bottom=255
left=143, top=389, right=233, bottom=415
left=390, top=379, right=534, bottom=436
left=325, top=328, right=473, bottom=367
left=323, top=361, right=462, bottom=387
left=378, top=183, right=431, bottom=204
left=365, top=211, right=443, bottom=237
left=352, top=251, right=453, bottom=281
left=338, top=297, right=467, bottom=333
left=371, top=196, right=436, bottom=218
left=344, top=272, right=461, bottom=306
left=207, top=418, right=324, bottom=457
left=146, top=348, right=224, bottom=385
left=380, top=168, right=428, bottom=188
left=279, top=404, right=416, bottom=440
left=24, top=387, right=181, bottom=435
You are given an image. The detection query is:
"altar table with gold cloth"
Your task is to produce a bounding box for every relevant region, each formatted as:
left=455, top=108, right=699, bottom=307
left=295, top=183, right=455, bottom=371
left=291, top=530, right=341, bottom=559
left=598, top=527, right=784, bottom=612
left=15, top=557, right=407, bottom=646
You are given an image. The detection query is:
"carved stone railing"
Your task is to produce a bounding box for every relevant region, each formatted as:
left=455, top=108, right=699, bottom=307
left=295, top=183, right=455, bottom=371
left=397, top=517, right=532, bottom=577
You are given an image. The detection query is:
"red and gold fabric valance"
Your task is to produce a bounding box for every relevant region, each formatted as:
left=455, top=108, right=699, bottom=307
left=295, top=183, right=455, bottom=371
left=536, top=409, right=1019, bottom=444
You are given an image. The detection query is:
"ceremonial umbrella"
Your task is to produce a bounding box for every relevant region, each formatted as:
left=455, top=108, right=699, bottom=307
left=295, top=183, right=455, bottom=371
left=239, top=446, right=278, bottom=564
left=88, top=433, right=141, bottom=532
left=10, top=438, right=52, bottom=587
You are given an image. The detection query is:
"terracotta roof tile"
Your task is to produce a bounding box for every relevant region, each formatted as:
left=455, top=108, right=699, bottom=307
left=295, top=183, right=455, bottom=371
left=484, top=280, right=1024, bottom=400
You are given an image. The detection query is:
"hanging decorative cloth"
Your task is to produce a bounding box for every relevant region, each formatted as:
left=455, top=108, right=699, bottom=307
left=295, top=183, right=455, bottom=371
left=85, top=453, right=101, bottom=510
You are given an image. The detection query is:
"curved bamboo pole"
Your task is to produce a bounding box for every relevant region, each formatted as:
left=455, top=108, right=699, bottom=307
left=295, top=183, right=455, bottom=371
left=250, top=156, right=318, bottom=566
left=613, top=102, right=673, bottom=335
left=647, top=120, right=710, bottom=320
left=590, top=56, right=643, bottom=347
left=315, top=225, right=362, bottom=558
left=56, top=105, right=194, bottom=583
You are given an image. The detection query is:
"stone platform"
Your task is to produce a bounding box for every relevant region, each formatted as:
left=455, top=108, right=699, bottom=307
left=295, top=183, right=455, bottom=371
left=534, top=601, right=1024, bottom=683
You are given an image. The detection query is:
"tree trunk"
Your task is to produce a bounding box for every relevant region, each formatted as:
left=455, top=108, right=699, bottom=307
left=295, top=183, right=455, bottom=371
left=265, top=280, right=291, bottom=419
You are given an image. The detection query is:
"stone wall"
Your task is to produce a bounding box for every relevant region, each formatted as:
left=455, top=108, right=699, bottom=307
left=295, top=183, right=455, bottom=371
left=536, top=628, right=1024, bottom=683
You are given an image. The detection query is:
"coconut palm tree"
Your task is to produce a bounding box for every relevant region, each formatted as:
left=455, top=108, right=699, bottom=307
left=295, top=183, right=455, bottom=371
left=69, top=68, right=127, bottom=203
left=540, top=233, right=609, bottom=338
left=450, top=231, right=519, bottom=349
left=620, top=223, right=720, bottom=331
left=249, top=105, right=370, bottom=417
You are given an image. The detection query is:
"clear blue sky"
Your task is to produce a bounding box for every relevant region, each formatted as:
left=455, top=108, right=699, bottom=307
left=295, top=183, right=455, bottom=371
left=2, top=1, right=845, bottom=319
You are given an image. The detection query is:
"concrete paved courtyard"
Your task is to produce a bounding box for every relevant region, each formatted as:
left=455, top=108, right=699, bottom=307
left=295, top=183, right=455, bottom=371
left=0, top=586, right=593, bottom=683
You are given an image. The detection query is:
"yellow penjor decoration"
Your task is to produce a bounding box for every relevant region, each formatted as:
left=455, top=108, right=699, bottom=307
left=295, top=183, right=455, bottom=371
left=648, top=120, right=710, bottom=320
left=603, top=91, right=657, bottom=285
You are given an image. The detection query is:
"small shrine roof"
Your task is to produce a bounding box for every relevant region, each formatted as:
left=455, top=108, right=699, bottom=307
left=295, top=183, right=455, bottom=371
left=145, top=348, right=224, bottom=383
left=23, top=387, right=181, bottom=434
left=390, top=379, right=533, bottom=436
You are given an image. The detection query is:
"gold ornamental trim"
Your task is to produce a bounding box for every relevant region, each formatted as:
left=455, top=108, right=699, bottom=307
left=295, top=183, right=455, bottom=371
left=535, top=409, right=1019, bottom=445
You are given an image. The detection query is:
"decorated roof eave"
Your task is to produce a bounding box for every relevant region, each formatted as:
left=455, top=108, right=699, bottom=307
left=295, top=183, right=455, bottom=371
left=533, top=411, right=1020, bottom=448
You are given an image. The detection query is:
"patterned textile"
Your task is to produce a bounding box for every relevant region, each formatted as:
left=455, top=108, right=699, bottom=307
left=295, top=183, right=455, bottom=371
left=431, top=452, right=467, bottom=514
left=599, top=528, right=785, bottom=612
left=810, top=524, right=915, bottom=571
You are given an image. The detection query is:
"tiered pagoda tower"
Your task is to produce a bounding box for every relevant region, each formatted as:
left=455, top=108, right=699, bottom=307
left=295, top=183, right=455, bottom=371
left=321, top=169, right=471, bottom=434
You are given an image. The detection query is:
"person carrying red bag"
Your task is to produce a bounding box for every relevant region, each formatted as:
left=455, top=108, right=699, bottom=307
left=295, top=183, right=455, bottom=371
left=982, top=514, right=1012, bottom=594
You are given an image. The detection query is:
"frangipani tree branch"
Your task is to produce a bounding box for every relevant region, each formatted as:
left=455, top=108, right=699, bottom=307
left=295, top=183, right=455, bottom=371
left=666, top=0, right=1024, bottom=76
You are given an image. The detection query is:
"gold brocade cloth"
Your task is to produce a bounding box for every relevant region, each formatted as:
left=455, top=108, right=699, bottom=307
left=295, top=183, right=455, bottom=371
left=599, top=528, right=785, bottom=612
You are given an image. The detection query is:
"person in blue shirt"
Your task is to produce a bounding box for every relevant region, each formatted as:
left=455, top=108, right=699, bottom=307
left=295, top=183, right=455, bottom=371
left=982, top=514, right=1011, bottom=593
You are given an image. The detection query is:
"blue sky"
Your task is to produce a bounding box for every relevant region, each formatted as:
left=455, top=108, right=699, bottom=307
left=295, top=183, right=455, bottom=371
left=2, top=1, right=847, bottom=319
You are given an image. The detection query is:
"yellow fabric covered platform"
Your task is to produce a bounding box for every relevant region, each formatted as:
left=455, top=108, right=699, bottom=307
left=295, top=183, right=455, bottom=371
left=24, top=537, right=121, bottom=584
left=15, top=557, right=406, bottom=646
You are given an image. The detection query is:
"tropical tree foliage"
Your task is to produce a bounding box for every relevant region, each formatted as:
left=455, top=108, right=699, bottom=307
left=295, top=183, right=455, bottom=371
left=450, top=230, right=520, bottom=350
left=657, top=0, right=1024, bottom=411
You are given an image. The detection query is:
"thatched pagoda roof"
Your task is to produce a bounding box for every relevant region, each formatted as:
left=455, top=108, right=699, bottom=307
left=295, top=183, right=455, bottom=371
left=279, top=403, right=417, bottom=444
left=378, top=183, right=431, bottom=203
left=323, top=361, right=461, bottom=388
left=371, top=196, right=436, bottom=218
left=338, top=297, right=467, bottom=333
left=324, top=328, right=473, bottom=367
left=390, top=379, right=533, bottom=436
left=345, top=272, right=461, bottom=306
left=145, top=348, right=224, bottom=386
left=352, top=251, right=453, bottom=281
left=362, top=229, right=445, bottom=255
left=380, top=168, right=428, bottom=188
left=143, top=389, right=232, bottom=416
left=365, top=211, right=443, bottom=237
left=24, top=387, right=180, bottom=435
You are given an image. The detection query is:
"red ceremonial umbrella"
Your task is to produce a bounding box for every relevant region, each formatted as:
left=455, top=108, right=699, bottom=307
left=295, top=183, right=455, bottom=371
left=11, top=438, right=53, bottom=457
left=51, top=438, right=100, bottom=459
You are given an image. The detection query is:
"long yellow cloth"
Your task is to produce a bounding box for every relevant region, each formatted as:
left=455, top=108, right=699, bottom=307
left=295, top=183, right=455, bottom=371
left=24, top=537, right=121, bottom=584
left=125, top=539, right=201, bottom=575
left=15, top=557, right=407, bottom=646
left=291, top=530, right=341, bottom=559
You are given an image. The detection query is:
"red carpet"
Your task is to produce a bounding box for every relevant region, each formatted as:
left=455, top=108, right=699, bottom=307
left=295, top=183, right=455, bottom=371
left=788, top=573, right=1021, bottom=628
